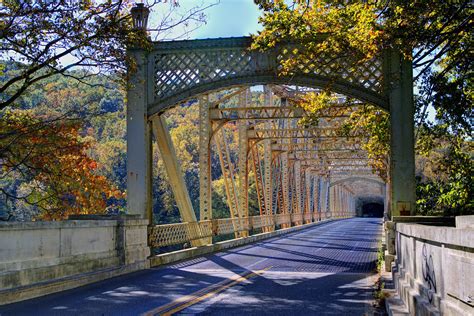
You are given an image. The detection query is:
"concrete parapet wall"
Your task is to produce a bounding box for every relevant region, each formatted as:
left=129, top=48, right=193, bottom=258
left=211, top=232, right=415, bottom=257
left=391, top=216, right=474, bottom=315
left=0, top=216, right=150, bottom=305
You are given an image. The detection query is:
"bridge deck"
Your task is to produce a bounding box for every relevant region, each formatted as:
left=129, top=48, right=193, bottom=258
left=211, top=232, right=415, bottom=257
left=0, top=218, right=383, bottom=315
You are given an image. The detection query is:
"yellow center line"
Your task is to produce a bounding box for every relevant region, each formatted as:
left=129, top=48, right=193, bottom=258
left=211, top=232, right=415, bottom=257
left=141, top=272, right=252, bottom=316
left=142, top=266, right=272, bottom=316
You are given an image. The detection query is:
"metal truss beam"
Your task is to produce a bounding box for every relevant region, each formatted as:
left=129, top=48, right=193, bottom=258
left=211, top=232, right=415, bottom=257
left=330, top=170, right=379, bottom=176
left=283, top=148, right=366, bottom=153
left=271, top=142, right=363, bottom=151
left=263, top=140, right=273, bottom=216
left=251, top=145, right=266, bottom=216
left=210, top=106, right=305, bottom=121
left=288, top=155, right=370, bottom=161
left=209, top=106, right=354, bottom=122
left=248, top=128, right=364, bottom=139
left=294, top=161, right=303, bottom=215
left=214, top=128, right=242, bottom=236
left=199, top=95, right=212, bottom=225
left=300, top=161, right=371, bottom=167
left=152, top=115, right=206, bottom=246
left=281, top=152, right=290, bottom=216
left=238, top=90, right=250, bottom=237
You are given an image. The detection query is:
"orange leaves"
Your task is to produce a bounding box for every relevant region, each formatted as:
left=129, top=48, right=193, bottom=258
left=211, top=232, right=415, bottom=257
left=89, top=161, right=98, bottom=170
left=1, top=110, right=123, bottom=220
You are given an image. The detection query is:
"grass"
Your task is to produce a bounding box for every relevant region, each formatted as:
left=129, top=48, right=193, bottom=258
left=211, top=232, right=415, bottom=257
left=373, top=241, right=390, bottom=314
left=376, top=241, right=385, bottom=271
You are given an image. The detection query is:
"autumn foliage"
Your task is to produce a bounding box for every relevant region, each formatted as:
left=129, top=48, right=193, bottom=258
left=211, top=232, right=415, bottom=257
left=0, top=110, right=123, bottom=220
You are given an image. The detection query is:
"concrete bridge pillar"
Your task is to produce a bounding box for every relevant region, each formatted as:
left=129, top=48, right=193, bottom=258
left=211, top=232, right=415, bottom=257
left=388, top=49, right=415, bottom=217
left=126, top=48, right=152, bottom=220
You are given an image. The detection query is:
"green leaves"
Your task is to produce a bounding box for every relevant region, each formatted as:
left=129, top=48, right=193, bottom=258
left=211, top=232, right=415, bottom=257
left=415, top=124, right=473, bottom=216
left=0, top=0, right=141, bottom=110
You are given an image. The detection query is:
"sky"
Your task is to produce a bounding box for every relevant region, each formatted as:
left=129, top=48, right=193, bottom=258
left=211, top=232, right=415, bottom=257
left=192, top=0, right=262, bottom=38
left=149, top=0, right=262, bottom=40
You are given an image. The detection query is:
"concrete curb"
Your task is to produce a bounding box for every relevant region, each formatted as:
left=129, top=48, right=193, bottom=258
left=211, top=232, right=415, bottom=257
left=149, top=218, right=344, bottom=267
left=0, top=260, right=149, bottom=306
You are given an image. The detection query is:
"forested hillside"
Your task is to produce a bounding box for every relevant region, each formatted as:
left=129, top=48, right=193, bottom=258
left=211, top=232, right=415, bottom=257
left=0, top=63, right=263, bottom=222
left=1, top=62, right=126, bottom=220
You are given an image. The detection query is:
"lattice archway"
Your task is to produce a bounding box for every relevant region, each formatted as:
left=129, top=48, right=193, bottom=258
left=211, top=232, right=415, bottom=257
left=147, top=37, right=388, bottom=117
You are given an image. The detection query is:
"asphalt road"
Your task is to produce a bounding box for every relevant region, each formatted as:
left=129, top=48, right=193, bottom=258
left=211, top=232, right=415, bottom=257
left=0, top=217, right=383, bottom=316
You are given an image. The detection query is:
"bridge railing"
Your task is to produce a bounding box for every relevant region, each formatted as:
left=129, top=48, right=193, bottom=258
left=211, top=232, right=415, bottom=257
left=387, top=216, right=474, bottom=315
left=148, top=212, right=354, bottom=249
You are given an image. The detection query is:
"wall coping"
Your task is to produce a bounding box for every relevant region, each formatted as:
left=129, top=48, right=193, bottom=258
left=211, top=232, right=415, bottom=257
left=0, top=220, right=118, bottom=230
left=0, top=217, right=148, bottom=231
left=392, top=216, right=455, bottom=226
left=396, top=222, right=474, bottom=249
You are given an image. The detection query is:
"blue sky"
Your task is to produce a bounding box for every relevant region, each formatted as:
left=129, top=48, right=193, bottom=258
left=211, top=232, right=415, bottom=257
left=149, top=0, right=262, bottom=40
left=192, top=0, right=262, bottom=38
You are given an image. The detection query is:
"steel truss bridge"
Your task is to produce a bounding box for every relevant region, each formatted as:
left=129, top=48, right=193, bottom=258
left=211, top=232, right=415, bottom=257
left=126, top=36, right=415, bottom=249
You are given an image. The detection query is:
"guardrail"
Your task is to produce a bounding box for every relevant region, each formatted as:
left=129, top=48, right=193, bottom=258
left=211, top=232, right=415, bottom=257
left=148, top=212, right=352, bottom=248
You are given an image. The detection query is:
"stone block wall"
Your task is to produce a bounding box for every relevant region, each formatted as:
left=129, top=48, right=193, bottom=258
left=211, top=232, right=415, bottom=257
left=0, top=216, right=149, bottom=305
left=391, top=216, right=474, bottom=315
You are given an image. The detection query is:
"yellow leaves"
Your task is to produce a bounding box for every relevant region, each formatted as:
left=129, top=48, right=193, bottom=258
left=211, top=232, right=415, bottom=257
left=340, top=105, right=389, bottom=180
left=252, top=1, right=383, bottom=76
left=112, top=190, right=122, bottom=199
left=394, top=6, right=404, bottom=15
left=298, top=91, right=336, bottom=113
left=295, top=92, right=390, bottom=180
left=2, top=110, right=123, bottom=220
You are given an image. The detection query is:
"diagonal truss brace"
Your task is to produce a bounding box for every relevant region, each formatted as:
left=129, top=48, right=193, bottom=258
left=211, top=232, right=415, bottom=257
left=152, top=115, right=206, bottom=246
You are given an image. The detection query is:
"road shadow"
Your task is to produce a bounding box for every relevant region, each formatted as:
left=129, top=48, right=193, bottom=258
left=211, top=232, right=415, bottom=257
left=0, top=218, right=382, bottom=316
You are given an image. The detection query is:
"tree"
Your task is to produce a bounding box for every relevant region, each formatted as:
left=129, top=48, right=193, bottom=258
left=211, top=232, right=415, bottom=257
left=252, top=0, right=472, bottom=215
left=0, top=110, right=122, bottom=220
left=415, top=125, right=473, bottom=216
left=0, top=0, right=215, bottom=220
left=252, top=0, right=472, bottom=130
left=0, top=0, right=213, bottom=110
left=1, top=0, right=132, bottom=110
